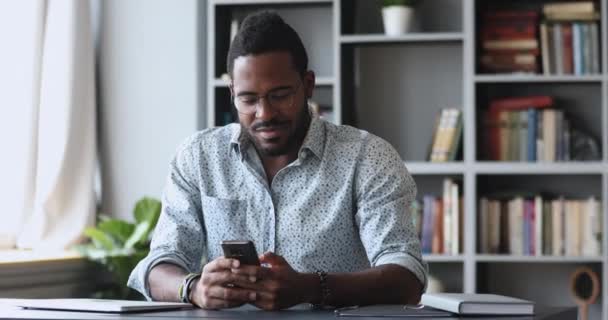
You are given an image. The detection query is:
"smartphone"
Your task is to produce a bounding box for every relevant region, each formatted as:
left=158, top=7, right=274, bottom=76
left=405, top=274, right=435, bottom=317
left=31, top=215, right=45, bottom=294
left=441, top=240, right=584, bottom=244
left=221, top=240, right=260, bottom=266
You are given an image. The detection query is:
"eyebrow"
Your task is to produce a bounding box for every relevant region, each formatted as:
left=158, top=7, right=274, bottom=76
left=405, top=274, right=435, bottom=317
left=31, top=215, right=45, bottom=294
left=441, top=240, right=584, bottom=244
left=235, top=85, right=293, bottom=97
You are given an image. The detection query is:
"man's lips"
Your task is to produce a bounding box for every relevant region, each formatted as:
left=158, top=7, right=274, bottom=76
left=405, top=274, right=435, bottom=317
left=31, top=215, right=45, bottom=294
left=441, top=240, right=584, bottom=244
left=254, top=124, right=287, bottom=140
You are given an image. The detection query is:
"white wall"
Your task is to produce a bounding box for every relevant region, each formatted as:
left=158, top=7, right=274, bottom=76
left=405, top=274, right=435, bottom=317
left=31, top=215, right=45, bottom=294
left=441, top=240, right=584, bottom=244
left=98, top=0, right=203, bottom=220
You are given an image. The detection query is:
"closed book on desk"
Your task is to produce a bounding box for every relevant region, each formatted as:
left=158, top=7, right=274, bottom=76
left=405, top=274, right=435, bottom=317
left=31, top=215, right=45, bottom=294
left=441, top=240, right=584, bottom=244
left=0, top=298, right=192, bottom=313
left=421, top=293, right=534, bottom=315
left=335, top=304, right=453, bottom=317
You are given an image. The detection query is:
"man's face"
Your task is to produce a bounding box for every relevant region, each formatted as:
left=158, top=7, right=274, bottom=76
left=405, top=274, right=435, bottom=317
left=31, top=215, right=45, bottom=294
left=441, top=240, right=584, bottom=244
left=231, top=51, right=314, bottom=157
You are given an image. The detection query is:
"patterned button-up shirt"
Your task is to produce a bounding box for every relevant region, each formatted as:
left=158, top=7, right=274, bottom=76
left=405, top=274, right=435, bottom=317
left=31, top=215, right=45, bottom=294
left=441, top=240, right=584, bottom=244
left=128, top=117, right=427, bottom=299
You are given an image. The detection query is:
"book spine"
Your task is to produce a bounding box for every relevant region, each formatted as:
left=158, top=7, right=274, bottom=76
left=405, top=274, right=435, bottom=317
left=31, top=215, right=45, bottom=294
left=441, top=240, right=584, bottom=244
left=540, top=23, right=551, bottom=75
left=553, top=24, right=564, bottom=75
left=527, top=109, right=537, bottom=162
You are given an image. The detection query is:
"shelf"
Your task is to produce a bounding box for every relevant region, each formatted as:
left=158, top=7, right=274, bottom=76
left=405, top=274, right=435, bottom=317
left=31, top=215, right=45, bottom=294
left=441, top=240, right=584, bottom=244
left=213, top=77, right=334, bottom=87
left=474, top=162, right=605, bottom=175
left=340, top=33, right=464, bottom=45
left=213, top=78, right=230, bottom=87
left=406, top=162, right=465, bottom=175
left=476, top=255, right=604, bottom=263
left=213, top=0, right=333, bottom=5
left=475, top=74, right=604, bottom=83
left=423, top=254, right=464, bottom=263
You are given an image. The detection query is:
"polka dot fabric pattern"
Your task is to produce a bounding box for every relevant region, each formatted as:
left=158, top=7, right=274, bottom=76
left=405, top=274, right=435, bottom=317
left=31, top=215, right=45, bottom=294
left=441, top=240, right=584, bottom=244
left=128, top=117, right=428, bottom=300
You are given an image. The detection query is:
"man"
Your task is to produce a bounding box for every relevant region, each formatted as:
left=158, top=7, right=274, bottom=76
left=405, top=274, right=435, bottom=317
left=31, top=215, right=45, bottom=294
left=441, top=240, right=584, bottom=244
left=128, top=11, right=426, bottom=310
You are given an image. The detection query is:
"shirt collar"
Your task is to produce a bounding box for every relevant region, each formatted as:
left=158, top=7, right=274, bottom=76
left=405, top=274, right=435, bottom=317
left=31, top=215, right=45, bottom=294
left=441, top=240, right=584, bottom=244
left=229, top=116, right=326, bottom=160
left=299, top=116, right=325, bottom=160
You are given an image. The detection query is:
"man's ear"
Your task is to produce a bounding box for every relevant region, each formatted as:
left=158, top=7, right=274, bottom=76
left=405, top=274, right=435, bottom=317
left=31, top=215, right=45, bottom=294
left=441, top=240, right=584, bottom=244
left=304, top=70, right=315, bottom=98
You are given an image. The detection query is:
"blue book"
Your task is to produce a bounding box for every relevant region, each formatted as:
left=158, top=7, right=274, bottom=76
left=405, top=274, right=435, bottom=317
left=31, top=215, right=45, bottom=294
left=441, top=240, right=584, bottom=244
left=573, top=23, right=583, bottom=75
left=527, top=109, right=537, bottom=162
left=421, top=196, right=436, bottom=254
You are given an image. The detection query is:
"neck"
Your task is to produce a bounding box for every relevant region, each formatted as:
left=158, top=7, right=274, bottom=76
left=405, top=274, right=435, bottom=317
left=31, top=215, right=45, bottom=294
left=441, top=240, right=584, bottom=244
left=260, top=116, right=310, bottom=184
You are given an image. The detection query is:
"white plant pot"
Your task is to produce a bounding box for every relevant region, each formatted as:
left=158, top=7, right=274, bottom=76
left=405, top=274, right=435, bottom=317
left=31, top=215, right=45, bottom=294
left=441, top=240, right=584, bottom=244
left=382, top=6, right=414, bottom=36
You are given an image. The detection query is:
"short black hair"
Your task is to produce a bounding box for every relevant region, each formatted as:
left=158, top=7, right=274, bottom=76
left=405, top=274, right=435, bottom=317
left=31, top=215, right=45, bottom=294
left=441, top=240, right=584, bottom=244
left=227, top=11, right=308, bottom=77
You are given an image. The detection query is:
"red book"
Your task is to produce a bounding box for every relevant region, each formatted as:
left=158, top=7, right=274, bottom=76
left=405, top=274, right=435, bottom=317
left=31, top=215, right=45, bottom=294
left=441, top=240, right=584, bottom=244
left=489, top=96, right=553, bottom=112
left=482, top=25, right=537, bottom=40
left=485, top=96, right=553, bottom=160
left=484, top=10, right=540, bottom=21
left=562, top=24, right=573, bottom=74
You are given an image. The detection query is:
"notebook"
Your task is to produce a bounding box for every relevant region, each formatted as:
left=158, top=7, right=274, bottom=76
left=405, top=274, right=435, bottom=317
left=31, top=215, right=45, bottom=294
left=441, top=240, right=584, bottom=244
left=0, top=298, right=193, bottom=313
left=420, top=293, right=534, bottom=315
left=335, top=304, right=453, bottom=317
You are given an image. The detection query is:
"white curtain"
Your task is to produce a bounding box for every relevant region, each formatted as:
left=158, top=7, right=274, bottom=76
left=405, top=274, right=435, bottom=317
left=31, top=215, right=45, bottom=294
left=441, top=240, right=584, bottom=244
left=0, top=0, right=96, bottom=250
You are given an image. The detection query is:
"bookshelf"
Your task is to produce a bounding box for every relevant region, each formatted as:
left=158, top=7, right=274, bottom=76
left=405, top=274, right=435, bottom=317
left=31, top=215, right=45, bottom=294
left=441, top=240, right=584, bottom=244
left=206, top=0, right=607, bottom=318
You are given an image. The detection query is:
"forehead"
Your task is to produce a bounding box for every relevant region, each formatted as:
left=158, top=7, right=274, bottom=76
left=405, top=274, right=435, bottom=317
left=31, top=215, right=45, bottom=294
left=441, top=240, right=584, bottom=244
left=232, top=51, right=299, bottom=91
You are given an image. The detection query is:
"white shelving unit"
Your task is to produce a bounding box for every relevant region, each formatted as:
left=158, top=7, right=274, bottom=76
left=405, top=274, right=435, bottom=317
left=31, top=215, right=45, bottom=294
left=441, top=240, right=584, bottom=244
left=207, top=1, right=607, bottom=318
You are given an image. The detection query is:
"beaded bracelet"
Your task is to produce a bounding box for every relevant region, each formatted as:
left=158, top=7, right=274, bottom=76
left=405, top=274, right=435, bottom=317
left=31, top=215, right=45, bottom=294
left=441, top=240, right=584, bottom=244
left=178, top=273, right=201, bottom=304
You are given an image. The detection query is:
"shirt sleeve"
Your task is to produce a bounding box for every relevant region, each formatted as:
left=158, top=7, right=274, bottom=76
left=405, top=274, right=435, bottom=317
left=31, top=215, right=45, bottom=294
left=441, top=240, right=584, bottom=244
left=354, top=135, right=428, bottom=290
left=127, top=137, right=205, bottom=300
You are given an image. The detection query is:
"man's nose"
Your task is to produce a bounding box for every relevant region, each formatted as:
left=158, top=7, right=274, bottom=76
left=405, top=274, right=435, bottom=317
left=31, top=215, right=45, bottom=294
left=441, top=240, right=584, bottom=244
left=255, top=97, right=277, bottom=120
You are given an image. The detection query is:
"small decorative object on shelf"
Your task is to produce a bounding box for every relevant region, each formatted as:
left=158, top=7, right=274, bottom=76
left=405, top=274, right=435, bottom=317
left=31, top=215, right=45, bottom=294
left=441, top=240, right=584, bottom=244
left=426, top=274, right=446, bottom=293
left=380, top=0, right=418, bottom=36
left=569, top=266, right=600, bottom=320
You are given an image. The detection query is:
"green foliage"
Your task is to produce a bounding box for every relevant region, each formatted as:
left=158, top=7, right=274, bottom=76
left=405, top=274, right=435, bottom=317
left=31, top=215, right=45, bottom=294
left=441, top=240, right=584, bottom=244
left=76, top=197, right=161, bottom=299
left=382, top=0, right=419, bottom=7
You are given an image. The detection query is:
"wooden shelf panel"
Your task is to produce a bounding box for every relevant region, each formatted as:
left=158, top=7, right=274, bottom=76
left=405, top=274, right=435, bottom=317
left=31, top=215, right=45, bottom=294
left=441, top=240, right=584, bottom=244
left=476, top=255, right=604, bottom=263
left=213, top=77, right=334, bottom=87
left=423, top=254, right=465, bottom=263
left=475, top=74, right=604, bottom=83
left=406, top=162, right=465, bottom=175
left=213, top=0, right=333, bottom=5
left=474, top=162, right=605, bottom=175
left=340, top=33, right=464, bottom=45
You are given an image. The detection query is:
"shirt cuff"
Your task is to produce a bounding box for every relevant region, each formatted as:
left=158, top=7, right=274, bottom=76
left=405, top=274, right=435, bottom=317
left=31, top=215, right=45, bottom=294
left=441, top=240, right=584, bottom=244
left=373, top=251, right=429, bottom=292
left=127, top=251, right=191, bottom=301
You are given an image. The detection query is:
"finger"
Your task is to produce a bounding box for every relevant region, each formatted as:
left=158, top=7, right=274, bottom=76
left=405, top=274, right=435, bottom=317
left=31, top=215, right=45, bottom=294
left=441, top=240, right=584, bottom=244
left=259, top=252, right=287, bottom=266
left=206, top=286, right=258, bottom=303
left=205, top=270, right=254, bottom=286
left=200, top=298, right=246, bottom=310
left=204, top=257, right=240, bottom=273
left=231, top=265, right=272, bottom=280
left=251, top=291, right=280, bottom=311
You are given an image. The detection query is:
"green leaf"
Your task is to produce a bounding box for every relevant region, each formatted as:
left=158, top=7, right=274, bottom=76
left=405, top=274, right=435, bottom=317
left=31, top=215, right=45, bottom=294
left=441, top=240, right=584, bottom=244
left=98, top=219, right=135, bottom=245
left=124, top=221, right=151, bottom=249
left=134, top=197, right=161, bottom=228
left=84, top=227, right=117, bottom=250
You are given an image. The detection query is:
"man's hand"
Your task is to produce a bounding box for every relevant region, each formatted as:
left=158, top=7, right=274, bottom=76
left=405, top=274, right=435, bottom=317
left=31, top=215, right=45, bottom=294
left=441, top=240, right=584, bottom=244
left=190, top=257, right=258, bottom=309
left=231, top=252, right=315, bottom=311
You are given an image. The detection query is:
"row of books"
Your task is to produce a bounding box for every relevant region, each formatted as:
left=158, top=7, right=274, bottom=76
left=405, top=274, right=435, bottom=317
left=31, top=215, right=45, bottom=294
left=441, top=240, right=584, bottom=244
left=428, top=109, right=462, bottom=162
left=411, top=179, right=462, bottom=255
left=483, top=96, right=573, bottom=162
left=478, top=195, right=602, bottom=256
left=540, top=22, right=600, bottom=75
left=480, top=8, right=540, bottom=73
left=480, top=2, right=600, bottom=75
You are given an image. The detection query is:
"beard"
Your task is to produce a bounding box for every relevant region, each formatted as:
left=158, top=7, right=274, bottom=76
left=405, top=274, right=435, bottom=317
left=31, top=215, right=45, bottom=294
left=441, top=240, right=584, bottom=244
left=241, top=102, right=311, bottom=157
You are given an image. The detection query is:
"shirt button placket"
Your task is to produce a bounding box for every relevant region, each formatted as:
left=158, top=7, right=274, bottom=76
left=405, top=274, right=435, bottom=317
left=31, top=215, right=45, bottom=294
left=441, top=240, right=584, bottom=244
left=267, top=191, right=276, bottom=253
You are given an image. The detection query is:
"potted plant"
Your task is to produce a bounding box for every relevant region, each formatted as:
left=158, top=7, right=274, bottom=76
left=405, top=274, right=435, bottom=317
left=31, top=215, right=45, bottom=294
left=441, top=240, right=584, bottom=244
left=76, top=197, right=161, bottom=299
left=381, top=0, right=419, bottom=36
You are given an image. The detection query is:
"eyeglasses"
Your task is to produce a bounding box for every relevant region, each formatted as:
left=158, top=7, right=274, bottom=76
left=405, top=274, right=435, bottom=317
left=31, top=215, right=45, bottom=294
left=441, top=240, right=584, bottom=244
left=232, top=81, right=302, bottom=115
